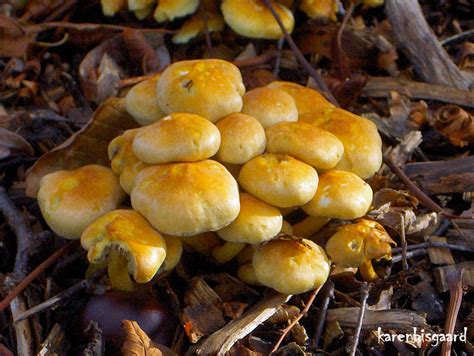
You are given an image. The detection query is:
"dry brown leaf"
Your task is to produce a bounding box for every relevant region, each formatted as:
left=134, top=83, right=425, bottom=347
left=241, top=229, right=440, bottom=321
left=0, top=127, right=34, bottom=159
left=434, top=105, right=474, bottom=147
left=0, top=15, right=37, bottom=58
left=121, top=320, right=163, bottom=356
left=25, top=97, right=138, bottom=197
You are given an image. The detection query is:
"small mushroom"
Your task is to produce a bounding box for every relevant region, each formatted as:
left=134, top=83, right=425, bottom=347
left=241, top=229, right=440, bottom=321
left=108, top=129, right=149, bottom=195
left=132, top=160, right=240, bottom=236
left=299, top=0, right=338, bottom=21
left=156, top=59, right=245, bottom=122
left=300, top=107, right=382, bottom=179
left=221, top=0, right=294, bottom=39
left=128, top=0, right=154, bottom=11
left=101, top=0, right=126, bottom=16
left=253, top=238, right=330, bottom=294
left=266, top=121, right=344, bottom=170
left=172, top=12, right=225, bottom=44
left=214, top=193, right=283, bottom=263
left=325, top=219, right=396, bottom=281
left=238, top=153, right=319, bottom=208
left=153, top=0, right=199, bottom=22
left=215, top=113, right=266, bottom=165
left=292, top=215, right=330, bottom=238
left=241, top=87, right=298, bottom=129
left=180, top=232, right=222, bottom=255
left=37, top=165, right=125, bottom=239
left=81, top=209, right=167, bottom=291
left=125, top=75, right=166, bottom=126
left=161, top=235, right=183, bottom=272
left=132, top=112, right=221, bottom=164
left=266, top=81, right=334, bottom=116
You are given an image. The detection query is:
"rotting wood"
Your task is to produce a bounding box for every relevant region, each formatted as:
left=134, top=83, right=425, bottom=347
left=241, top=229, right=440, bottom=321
left=433, top=262, right=474, bottom=293
left=385, top=0, right=470, bottom=90
left=403, top=156, right=474, bottom=195
left=362, top=77, right=474, bottom=108
left=326, top=308, right=428, bottom=333
left=195, top=293, right=291, bottom=355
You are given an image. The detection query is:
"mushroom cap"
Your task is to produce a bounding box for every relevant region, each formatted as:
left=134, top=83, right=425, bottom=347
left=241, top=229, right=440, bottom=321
left=162, top=235, right=183, bottom=272
left=217, top=193, right=283, bottom=244
left=215, top=113, right=266, bottom=164
left=156, top=59, right=245, bottom=122
left=303, top=170, right=373, bottom=219
left=132, top=112, right=221, bottom=164
left=180, top=232, right=221, bottom=255
left=300, top=107, right=382, bottom=179
left=241, top=87, right=298, bottom=129
left=266, top=121, right=344, bottom=170
left=108, top=129, right=149, bottom=194
left=131, top=160, right=240, bottom=236
left=239, top=154, right=319, bottom=208
left=221, top=0, right=294, bottom=39
left=153, top=0, right=199, bottom=22
left=38, top=165, right=125, bottom=239
left=101, top=0, right=126, bottom=16
left=299, top=0, right=338, bottom=21
left=81, top=209, right=167, bottom=283
left=325, top=219, right=396, bottom=268
left=173, top=12, right=225, bottom=44
left=266, top=81, right=334, bottom=116
left=253, top=238, right=330, bottom=294
left=125, top=75, right=166, bottom=126
left=128, top=0, right=154, bottom=11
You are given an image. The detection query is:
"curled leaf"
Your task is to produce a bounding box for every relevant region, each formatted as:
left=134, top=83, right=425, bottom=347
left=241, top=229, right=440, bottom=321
left=25, top=97, right=137, bottom=197
left=434, top=105, right=474, bottom=147
left=0, top=127, right=34, bottom=159
left=121, top=320, right=163, bottom=356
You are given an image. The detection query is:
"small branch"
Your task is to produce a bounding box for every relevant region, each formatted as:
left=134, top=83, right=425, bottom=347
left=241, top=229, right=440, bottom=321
left=270, top=286, right=322, bottom=353
left=441, top=29, right=474, bottom=46
left=262, top=0, right=339, bottom=107
left=392, top=249, right=428, bottom=263
left=0, top=241, right=77, bottom=313
left=441, top=268, right=465, bottom=356
left=313, top=281, right=334, bottom=348
left=399, top=214, right=409, bottom=272
left=25, top=22, right=175, bottom=35
left=335, top=2, right=355, bottom=79
left=392, top=241, right=474, bottom=254
left=348, top=284, right=369, bottom=356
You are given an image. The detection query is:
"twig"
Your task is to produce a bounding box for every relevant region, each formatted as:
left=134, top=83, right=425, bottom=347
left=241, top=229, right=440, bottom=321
left=273, top=38, right=285, bottom=77
left=392, top=249, right=428, bottom=263
left=441, top=268, right=465, bottom=356
left=270, top=286, right=322, bottom=353
left=0, top=241, right=77, bottom=313
left=24, top=22, right=175, bottom=35
left=200, top=8, right=212, bottom=50
left=441, top=29, right=474, bottom=46
left=383, top=156, right=462, bottom=219
left=392, top=240, right=474, bottom=254
left=262, top=0, right=339, bottom=106
left=335, top=2, right=355, bottom=79
left=13, top=272, right=103, bottom=324
left=348, top=284, right=369, bottom=356
left=313, top=281, right=334, bottom=348
left=333, top=290, right=361, bottom=307
left=399, top=214, right=409, bottom=272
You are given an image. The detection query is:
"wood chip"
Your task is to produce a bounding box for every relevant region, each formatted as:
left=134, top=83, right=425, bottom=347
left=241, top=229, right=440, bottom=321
left=425, top=236, right=455, bottom=265
left=433, top=262, right=474, bottom=293
left=195, top=293, right=291, bottom=355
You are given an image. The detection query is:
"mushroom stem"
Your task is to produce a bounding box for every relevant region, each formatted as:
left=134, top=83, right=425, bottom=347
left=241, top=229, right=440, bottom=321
left=212, top=242, right=246, bottom=263
left=292, top=216, right=330, bottom=238
left=359, top=260, right=378, bottom=282
left=108, top=250, right=134, bottom=292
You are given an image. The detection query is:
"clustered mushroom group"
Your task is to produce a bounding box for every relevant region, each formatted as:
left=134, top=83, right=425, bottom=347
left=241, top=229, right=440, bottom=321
left=101, top=0, right=384, bottom=44
left=37, top=58, right=395, bottom=300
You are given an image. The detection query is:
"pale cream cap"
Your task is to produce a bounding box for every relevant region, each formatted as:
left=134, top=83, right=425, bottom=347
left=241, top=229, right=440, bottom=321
left=173, top=12, right=225, bottom=44
left=241, top=87, right=298, bottom=129
left=131, top=160, right=240, bottom=236
left=215, top=113, right=266, bottom=164
left=38, top=165, right=125, bottom=239
left=156, top=59, right=245, bottom=122
left=303, top=170, right=373, bottom=219
left=238, top=154, right=319, bottom=208
left=266, top=121, right=344, bottom=170
left=217, top=193, right=282, bottom=244
left=154, top=0, right=199, bottom=22
left=132, top=112, right=221, bottom=164
left=253, top=238, right=330, bottom=294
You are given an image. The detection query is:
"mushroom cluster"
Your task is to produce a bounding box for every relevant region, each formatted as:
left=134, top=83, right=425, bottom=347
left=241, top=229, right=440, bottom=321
left=37, top=58, right=388, bottom=295
left=100, top=0, right=384, bottom=44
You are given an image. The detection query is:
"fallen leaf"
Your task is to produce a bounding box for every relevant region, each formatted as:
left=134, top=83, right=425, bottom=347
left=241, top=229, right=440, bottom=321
left=25, top=97, right=137, bottom=197
left=0, top=15, right=36, bottom=58
left=121, top=320, right=163, bottom=356
left=434, top=105, right=474, bottom=147
left=0, top=127, right=34, bottom=159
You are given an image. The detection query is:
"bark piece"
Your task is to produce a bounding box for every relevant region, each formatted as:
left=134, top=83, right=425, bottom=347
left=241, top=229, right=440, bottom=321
left=385, top=0, right=470, bottom=89
left=403, top=156, right=474, bottom=195
left=425, top=236, right=455, bottom=266
left=433, top=262, right=474, bottom=293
